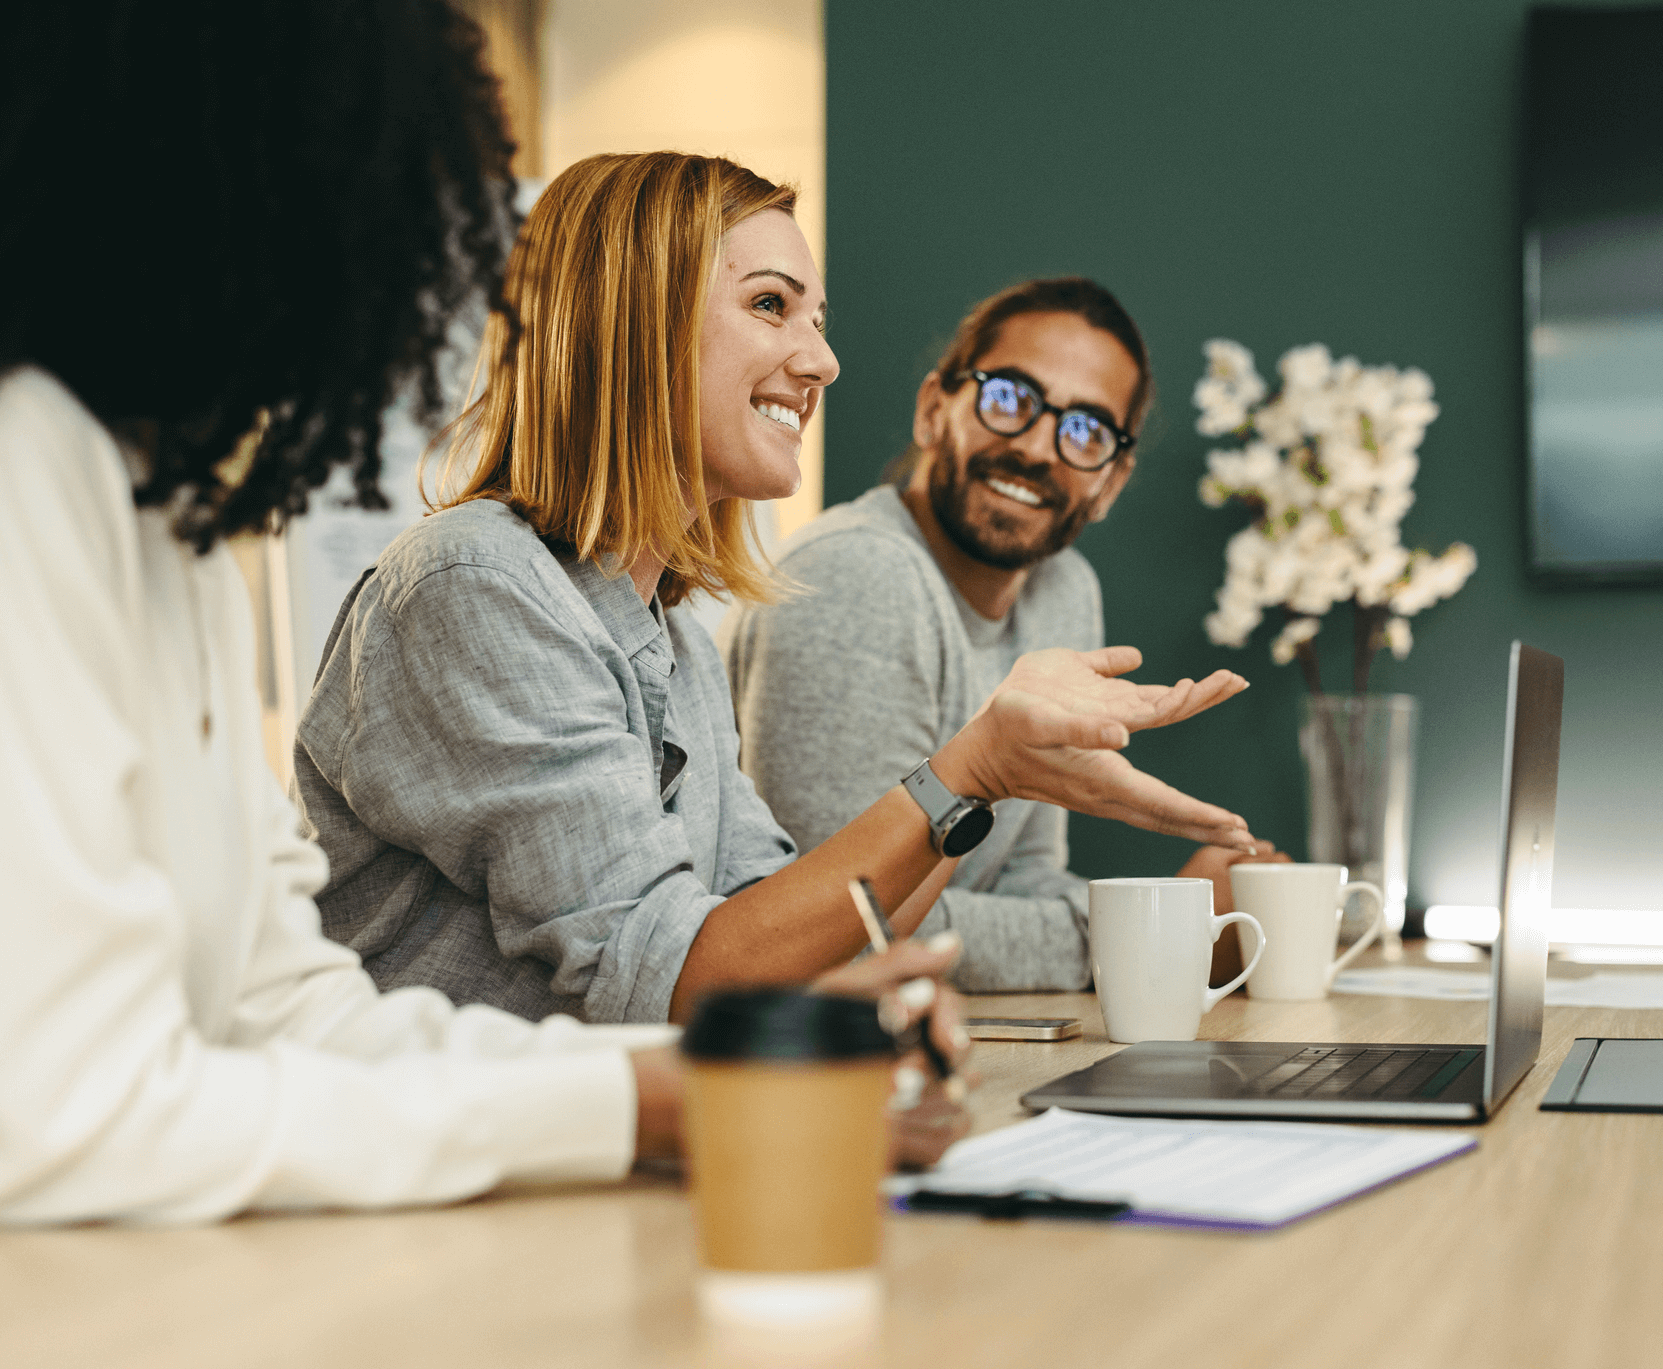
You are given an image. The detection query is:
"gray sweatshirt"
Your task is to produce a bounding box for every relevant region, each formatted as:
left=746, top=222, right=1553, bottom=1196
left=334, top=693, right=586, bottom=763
left=724, top=485, right=1102, bottom=991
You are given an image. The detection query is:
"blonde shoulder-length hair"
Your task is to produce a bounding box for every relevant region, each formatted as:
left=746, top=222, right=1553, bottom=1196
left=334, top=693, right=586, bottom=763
left=432, top=152, right=796, bottom=607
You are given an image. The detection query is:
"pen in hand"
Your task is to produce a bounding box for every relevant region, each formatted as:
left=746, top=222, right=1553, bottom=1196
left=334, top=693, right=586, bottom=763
left=849, top=876, right=897, bottom=951
left=849, top=878, right=967, bottom=1104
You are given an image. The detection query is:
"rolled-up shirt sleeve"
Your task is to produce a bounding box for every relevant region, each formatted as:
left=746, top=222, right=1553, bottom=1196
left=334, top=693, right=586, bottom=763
left=311, top=562, right=746, bottom=1023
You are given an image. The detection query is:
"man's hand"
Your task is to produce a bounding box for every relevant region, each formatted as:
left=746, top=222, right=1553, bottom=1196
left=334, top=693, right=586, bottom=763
left=939, top=647, right=1257, bottom=851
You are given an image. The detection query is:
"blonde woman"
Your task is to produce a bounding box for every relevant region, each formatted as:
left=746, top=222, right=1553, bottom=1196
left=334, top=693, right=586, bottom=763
left=293, top=152, right=1258, bottom=1028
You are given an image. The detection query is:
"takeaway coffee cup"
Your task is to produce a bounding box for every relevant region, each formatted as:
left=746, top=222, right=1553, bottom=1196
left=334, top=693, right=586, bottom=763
left=1089, top=878, right=1266, bottom=1044
left=1231, top=863, right=1385, bottom=1001
left=681, top=990, right=897, bottom=1330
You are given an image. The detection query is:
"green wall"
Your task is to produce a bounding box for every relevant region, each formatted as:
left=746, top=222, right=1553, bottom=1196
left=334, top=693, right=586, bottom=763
left=825, top=0, right=1663, bottom=912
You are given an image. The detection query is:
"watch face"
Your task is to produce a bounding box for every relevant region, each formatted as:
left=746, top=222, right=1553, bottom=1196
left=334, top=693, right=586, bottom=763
left=941, top=803, right=996, bottom=858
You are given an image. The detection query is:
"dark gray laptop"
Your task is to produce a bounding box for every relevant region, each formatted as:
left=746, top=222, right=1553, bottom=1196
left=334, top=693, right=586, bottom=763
left=1023, top=642, right=1564, bottom=1124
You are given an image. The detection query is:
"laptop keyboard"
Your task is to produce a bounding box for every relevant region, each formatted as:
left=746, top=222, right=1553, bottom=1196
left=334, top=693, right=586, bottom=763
left=1251, top=1046, right=1483, bottom=1101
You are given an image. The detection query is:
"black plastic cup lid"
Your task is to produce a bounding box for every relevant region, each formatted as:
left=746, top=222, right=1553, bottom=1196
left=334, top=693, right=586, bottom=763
left=681, top=989, right=896, bottom=1062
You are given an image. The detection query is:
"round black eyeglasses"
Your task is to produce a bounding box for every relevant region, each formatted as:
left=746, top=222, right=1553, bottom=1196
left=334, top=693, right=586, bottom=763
left=960, top=369, right=1135, bottom=471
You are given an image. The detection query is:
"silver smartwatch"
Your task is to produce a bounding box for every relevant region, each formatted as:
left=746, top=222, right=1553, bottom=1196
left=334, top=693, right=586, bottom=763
left=902, top=758, right=995, bottom=858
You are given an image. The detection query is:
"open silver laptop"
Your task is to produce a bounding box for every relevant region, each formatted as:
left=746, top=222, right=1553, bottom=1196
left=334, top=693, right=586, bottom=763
left=1023, top=642, right=1564, bottom=1124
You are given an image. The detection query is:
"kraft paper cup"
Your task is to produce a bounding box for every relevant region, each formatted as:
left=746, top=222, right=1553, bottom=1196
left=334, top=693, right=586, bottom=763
left=682, top=991, right=896, bottom=1334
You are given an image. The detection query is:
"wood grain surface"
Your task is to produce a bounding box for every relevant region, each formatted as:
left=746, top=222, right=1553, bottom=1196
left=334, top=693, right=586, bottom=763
left=5, top=947, right=1660, bottom=1369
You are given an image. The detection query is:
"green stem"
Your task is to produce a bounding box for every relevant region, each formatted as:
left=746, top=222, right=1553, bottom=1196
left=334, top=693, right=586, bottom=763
left=1352, top=600, right=1379, bottom=697
left=1294, top=636, right=1324, bottom=696
left=1344, top=601, right=1381, bottom=871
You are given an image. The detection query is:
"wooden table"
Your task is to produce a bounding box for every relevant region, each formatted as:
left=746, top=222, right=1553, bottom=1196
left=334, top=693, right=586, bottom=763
left=6, top=949, right=1663, bottom=1369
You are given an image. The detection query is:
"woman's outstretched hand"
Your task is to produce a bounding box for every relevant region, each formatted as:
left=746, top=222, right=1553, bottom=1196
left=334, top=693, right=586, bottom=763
left=670, top=649, right=1252, bottom=1019
left=937, top=646, right=1258, bottom=851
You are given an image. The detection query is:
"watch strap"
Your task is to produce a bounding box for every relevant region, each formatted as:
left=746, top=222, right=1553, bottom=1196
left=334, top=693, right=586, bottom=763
left=902, top=758, right=996, bottom=857
left=903, top=757, right=961, bottom=829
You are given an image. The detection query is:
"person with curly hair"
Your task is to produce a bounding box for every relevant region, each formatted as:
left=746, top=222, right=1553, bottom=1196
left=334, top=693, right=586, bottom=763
left=293, top=150, right=1261, bottom=1029
left=0, top=2, right=970, bottom=1227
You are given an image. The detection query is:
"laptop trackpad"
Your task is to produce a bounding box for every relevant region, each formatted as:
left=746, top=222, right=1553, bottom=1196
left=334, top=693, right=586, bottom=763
left=1052, top=1042, right=1297, bottom=1099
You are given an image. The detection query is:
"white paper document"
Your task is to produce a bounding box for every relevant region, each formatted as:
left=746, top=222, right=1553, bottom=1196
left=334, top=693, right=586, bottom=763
left=889, top=1109, right=1475, bottom=1231
left=1333, top=967, right=1494, bottom=1001
left=1335, top=966, right=1663, bottom=1008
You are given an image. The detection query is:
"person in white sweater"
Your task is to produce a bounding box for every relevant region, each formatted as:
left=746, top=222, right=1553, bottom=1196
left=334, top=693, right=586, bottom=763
left=0, top=1, right=973, bottom=1226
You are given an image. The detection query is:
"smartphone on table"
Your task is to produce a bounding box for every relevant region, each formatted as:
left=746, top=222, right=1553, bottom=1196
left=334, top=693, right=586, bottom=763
left=963, top=1017, right=1082, bottom=1042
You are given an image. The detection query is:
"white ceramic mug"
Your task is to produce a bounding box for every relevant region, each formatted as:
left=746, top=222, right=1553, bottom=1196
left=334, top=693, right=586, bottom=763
left=1229, top=863, right=1385, bottom=1002
left=1088, top=878, right=1266, bottom=1044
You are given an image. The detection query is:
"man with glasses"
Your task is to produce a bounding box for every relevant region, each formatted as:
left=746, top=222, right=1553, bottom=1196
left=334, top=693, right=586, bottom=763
left=725, top=278, right=1278, bottom=990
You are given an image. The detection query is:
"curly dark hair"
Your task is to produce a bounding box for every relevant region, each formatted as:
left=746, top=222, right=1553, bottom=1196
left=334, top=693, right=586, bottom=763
left=1, top=1, right=519, bottom=549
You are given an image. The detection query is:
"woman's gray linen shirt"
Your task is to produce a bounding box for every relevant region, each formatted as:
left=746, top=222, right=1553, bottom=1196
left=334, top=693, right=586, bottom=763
left=291, top=498, right=796, bottom=1024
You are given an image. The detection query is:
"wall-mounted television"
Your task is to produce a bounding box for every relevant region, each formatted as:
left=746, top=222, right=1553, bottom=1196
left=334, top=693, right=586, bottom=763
left=1524, top=6, right=1663, bottom=585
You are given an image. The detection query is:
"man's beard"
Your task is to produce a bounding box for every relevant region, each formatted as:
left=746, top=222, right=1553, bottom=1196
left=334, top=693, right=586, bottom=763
left=925, top=438, right=1095, bottom=571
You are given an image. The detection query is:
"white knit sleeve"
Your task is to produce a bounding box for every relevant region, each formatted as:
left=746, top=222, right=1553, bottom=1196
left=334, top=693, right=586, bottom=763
left=0, top=370, right=661, bottom=1226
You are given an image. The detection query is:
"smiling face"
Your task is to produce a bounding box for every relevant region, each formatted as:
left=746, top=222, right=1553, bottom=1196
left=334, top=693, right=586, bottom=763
left=697, top=209, right=838, bottom=505
left=913, top=311, right=1140, bottom=570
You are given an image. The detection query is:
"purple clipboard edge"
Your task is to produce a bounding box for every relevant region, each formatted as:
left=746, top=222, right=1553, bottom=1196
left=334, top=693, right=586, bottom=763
left=893, top=1133, right=1479, bottom=1232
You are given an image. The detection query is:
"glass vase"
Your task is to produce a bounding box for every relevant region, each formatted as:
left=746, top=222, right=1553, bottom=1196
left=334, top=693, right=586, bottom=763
left=1298, top=694, right=1418, bottom=948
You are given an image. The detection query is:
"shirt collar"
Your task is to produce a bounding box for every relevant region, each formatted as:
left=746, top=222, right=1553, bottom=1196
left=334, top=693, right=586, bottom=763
left=557, top=552, right=671, bottom=666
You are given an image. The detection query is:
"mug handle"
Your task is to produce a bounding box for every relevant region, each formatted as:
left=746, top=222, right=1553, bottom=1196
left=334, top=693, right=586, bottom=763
left=1326, top=880, right=1387, bottom=983
left=1203, top=912, right=1267, bottom=1010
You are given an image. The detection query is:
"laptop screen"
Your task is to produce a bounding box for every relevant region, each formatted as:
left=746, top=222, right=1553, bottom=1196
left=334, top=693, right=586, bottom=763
left=1483, top=642, right=1565, bottom=1108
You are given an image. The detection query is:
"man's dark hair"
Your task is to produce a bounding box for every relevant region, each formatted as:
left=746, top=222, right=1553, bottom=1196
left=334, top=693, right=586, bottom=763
left=1, top=1, right=518, bottom=550
left=887, top=276, right=1154, bottom=484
